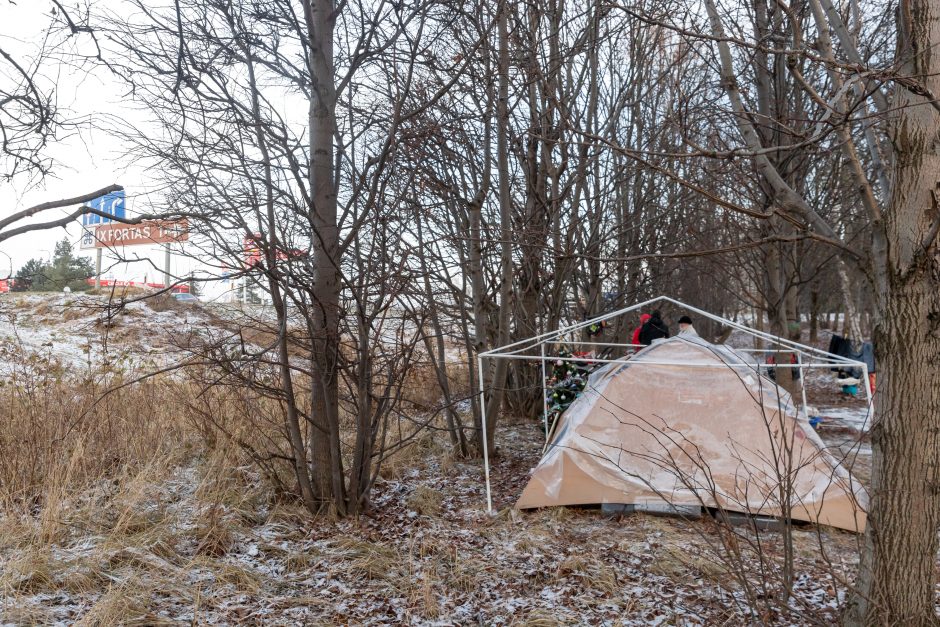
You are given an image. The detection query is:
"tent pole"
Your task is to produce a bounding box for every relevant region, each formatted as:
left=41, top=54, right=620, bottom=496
left=861, top=362, right=873, bottom=431
left=483, top=295, right=854, bottom=367
left=486, top=294, right=852, bottom=365
left=657, top=296, right=843, bottom=362
left=540, top=343, right=549, bottom=442
left=478, top=355, right=493, bottom=514
left=798, top=352, right=809, bottom=417
left=481, top=295, right=667, bottom=356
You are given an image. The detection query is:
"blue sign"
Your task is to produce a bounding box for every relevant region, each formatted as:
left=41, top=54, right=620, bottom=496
left=82, top=190, right=126, bottom=226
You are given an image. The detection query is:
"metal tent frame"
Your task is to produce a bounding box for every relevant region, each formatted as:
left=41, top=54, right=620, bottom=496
left=475, top=295, right=873, bottom=514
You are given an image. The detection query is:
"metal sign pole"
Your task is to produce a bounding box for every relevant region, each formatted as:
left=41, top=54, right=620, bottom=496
left=164, top=246, right=171, bottom=290
left=95, top=248, right=102, bottom=291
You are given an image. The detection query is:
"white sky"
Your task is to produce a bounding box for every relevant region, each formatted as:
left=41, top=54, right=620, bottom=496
left=0, top=0, right=199, bottom=284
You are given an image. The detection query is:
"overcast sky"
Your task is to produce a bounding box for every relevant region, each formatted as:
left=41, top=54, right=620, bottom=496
left=0, top=0, right=197, bottom=283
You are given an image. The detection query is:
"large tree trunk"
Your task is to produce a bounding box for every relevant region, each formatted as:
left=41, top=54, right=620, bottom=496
left=848, top=0, right=940, bottom=622
left=853, top=282, right=940, bottom=624
left=303, top=0, right=343, bottom=512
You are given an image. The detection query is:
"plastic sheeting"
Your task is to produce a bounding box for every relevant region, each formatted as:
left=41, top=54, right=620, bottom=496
left=516, top=336, right=868, bottom=532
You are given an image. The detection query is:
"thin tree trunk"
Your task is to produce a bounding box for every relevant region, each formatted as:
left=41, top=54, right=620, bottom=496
left=244, top=47, right=318, bottom=515
left=837, top=260, right=864, bottom=343
left=809, top=288, right=819, bottom=344
left=417, top=208, right=468, bottom=456
left=480, top=0, right=513, bottom=454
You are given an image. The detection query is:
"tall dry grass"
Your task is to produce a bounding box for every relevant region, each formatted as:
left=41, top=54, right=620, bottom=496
left=0, top=313, right=477, bottom=623
left=0, top=339, right=286, bottom=623
left=0, top=345, right=193, bottom=517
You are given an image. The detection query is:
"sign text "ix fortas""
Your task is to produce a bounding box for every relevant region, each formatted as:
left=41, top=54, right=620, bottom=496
left=81, top=220, right=189, bottom=249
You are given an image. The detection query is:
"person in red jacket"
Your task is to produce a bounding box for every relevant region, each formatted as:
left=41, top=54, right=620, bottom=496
left=631, top=313, right=651, bottom=346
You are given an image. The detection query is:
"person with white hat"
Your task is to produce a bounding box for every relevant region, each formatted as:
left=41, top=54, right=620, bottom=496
left=678, top=315, right=698, bottom=336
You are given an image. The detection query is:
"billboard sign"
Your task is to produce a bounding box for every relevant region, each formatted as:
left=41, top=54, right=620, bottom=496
left=84, top=278, right=189, bottom=292
left=82, top=190, right=126, bottom=226
left=244, top=235, right=262, bottom=266
left=81, top=219, right=189, bottom=250
left=243, top=234, right=306, bottom=267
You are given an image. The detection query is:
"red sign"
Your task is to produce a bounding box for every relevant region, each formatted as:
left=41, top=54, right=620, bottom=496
left=243, top=235, right=306, bottom=267
left=82, top=220, right=189, bottom=249
left=85, top=278, right=190, bottom=292
left=244, top=235, right=262, bottom=266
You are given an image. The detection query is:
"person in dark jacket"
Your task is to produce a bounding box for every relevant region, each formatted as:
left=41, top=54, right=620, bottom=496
left=638, top=310, right=670, bottom=345
left=631, top=313, right=651, bottom=346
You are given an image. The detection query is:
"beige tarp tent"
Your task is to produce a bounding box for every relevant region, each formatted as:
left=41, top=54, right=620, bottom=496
left=516, top=336, right=868, bottom=532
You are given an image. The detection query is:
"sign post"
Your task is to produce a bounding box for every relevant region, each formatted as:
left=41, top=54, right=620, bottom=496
left=95, top=248, right=102, bottom=290
left=164, top=246, right=171, bottom=290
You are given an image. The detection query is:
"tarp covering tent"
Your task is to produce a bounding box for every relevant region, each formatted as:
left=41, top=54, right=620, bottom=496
left=515, top=336, right=868, bottom=533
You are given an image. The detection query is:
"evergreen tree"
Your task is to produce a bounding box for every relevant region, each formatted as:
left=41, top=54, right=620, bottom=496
left=13, top=258, right=49, bottom=291
left=43, top=238, right=94, bottom=291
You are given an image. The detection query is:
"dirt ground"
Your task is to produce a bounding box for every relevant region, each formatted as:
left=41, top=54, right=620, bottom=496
left=0, top=415, right=871, bottom=626
left=0, top=299, right=884, bottom=625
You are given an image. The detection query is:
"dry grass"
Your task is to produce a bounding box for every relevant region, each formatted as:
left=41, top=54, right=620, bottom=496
left=406, top=484, right=443, bottom=516
left=0, top=299, right=860, bottom=624
left=144, top=292, right=185, bottom=313
left=379, top=428, right=446, bottom=480
left=193, top=505, right=235, bottom=557
left=0, top=599, right=53, bottom=625
left=514, top=610, right=569, bottom=626
left=335, top=537, right=404, bottom=581
left=0, top=338, right=267, bottom=623
left=74, top=576, right=171, bottom=627
left=0, top=546, right=57, bottom=593
left=0, top=354, right=193, bottom=521
left=556, top=553, right=619, bottom=595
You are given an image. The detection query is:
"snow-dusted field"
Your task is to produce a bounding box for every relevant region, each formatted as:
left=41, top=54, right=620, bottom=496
left=0, top=295, right=888, bottom=624
left=0, top=419, right=865, bottom=625
left=0, top=292, right=215, bottom=372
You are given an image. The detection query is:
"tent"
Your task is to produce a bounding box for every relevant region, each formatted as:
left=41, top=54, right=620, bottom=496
left=514, top=335, right=868, bottom=532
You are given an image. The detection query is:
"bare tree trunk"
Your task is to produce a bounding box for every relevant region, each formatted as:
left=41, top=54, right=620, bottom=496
left=244, top=47, right=318, bottom=515
left=809, top=288, right=819, bottom=344
left=480, top=0, right=513, bottom=453
left=847, top=0, right=940, bottom=622
left=416, top=207, right=469, bottom=456
left=303, top=0, right=343, bottom=512
left=837, top=260, right=864, bottom=343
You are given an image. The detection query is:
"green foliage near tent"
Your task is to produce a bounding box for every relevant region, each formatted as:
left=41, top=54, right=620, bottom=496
left=546, top=349, right=590, bottom=421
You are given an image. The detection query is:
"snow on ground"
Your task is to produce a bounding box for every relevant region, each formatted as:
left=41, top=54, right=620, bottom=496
left=0, top=420, right=862, bottom=625
left=0, top=292, right=252, bottom=375
left=0, top=302, right=886, bottom=624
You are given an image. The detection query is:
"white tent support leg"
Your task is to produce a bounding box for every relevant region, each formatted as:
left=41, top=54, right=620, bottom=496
left=798, top=353, right=809, bottom=417
left=540, top=343, right=549, bottom=442
left=861, top=363, right=873, bottom=431
left=478, top=355, right=493, bottom=514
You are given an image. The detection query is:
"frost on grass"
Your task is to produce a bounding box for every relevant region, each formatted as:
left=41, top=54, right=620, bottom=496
left=0, top=295, right=875, bottom=625
left=0, top=416, right=868, bottom=625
